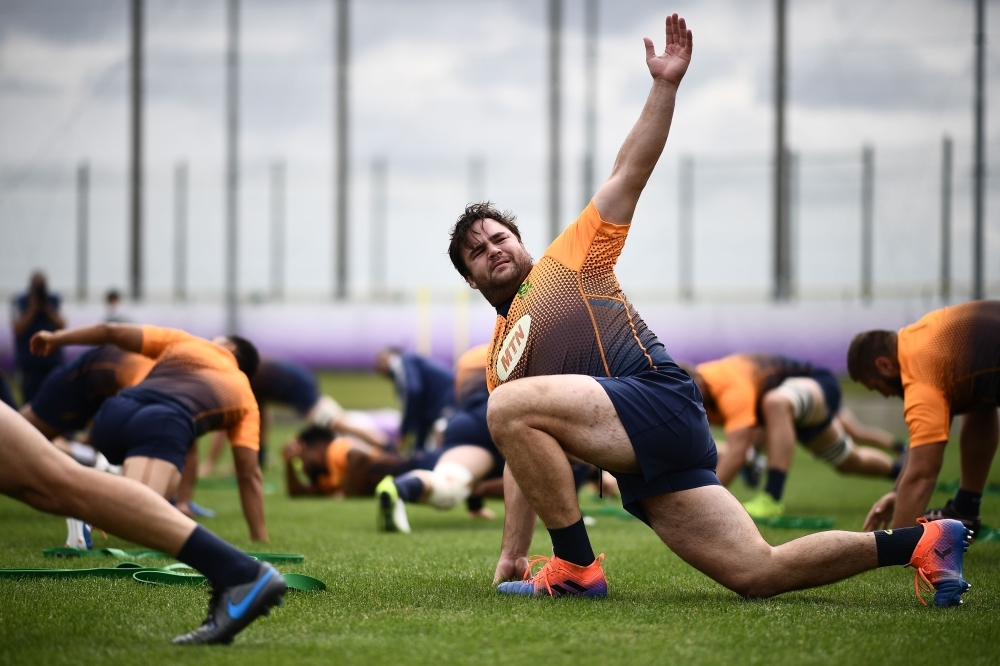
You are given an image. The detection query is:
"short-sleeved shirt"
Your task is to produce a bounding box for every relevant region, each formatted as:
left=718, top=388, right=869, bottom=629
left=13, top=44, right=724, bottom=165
left=126, top=326, right=260, bottom=450
left=696, top=354, right=816, bottom=433
left=250, top=359, right=320, bottom=414
left=12, top=293, right=64, bottom=369
left=71, top=345, right=156, bottom=400
left=454, top=344, right=489, bottom=405
left=487, top=202, right=672, bottom=390
left=898, top=301, right=1000, bottom=448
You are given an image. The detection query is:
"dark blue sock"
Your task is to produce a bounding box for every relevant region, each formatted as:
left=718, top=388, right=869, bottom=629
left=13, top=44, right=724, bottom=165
left=764, top=468, right=787, bottom=501
left=874, top=524, right=924, bottom=567
left=548, top=519, right=595, bottom=567
left=393, top=474, right=425, bottom=503
left=953, top=489, right=982, bottom=517
left=176, top=525, right=260, bottom=589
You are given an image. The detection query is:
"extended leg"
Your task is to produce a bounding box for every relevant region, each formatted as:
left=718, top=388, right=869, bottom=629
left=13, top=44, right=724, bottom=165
left=123, top=456, right=183, bottom=500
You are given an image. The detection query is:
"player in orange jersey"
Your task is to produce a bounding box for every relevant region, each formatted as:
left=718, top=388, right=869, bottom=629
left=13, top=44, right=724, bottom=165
left=849, top=301, right=1000, bottom=538
left=30, top=323, right=269, bottom=542
left=685, top=353, right=902, bottom=518
left=446, top=14, right=971, bottom=606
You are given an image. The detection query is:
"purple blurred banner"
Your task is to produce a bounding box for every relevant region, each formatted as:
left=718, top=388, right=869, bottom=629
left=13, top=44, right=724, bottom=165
left=0, top=298, right=947, bottom=373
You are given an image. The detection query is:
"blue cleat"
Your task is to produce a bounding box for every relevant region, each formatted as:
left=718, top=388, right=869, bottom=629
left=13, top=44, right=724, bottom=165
left=908, top=518, right=972, bottom=607
left=172, top=562, right=287, bottom=645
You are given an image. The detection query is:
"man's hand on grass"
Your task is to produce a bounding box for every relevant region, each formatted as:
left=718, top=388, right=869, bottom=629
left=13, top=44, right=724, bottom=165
left=863, top=491, right=897, bottom=531
left=493, top=554, right=529, bottom=585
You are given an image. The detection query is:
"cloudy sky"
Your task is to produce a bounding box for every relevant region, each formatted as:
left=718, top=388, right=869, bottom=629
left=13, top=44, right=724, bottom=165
left=0, top=0, right=997, bottom=301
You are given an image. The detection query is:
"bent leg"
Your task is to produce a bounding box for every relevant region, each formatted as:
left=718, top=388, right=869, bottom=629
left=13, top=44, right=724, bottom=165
left=641, top=485, right=877, bottom=598
left=959, top=407, right=999, bottom=494
left=805, top=420, right=895, bottom=477
left=123, top=456, right=183, bottom=500
left=760, top=390, right=798, bottom=473
left=487, top=375, right=637, bottom=529
left=0, top=402, right=195, bottom=555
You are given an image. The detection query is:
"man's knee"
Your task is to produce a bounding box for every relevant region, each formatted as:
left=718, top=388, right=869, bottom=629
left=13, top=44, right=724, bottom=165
left=485, top=383, right=524, bottom=438
left=761, top=391, right=793, bottom=422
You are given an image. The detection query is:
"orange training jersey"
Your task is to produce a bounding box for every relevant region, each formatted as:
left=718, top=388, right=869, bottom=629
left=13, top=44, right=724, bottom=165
left=454, top=344, right=489, bottom=404
left=131, top=326, right=260, bottom=450
left=74, top=345, right=155, bottom=399
left=898, top=301, right=1000, bottom=447
left=486, top=202, right=671, bottom=391
left=696, top=354, right=815, bottom=433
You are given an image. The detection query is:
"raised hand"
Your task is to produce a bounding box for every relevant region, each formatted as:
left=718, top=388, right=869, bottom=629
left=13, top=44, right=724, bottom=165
left=643, top=13, right=692, bottom=87
left=29, top=330, right=59, bottom=357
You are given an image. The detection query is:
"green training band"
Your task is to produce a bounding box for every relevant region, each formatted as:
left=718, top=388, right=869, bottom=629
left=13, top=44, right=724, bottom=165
left=42, top=548, right=305, bottom=564
left=0, top=561, right=325, bottom=592
left=978, top=525, right=1000, bottom=543
left=752, top=516, right=835, bottom=529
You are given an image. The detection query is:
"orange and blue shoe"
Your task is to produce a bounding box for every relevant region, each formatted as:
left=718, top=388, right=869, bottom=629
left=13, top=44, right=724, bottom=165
left=497, top=554, right=607, bottom=598
left=908, top=518, right=973, bottom=607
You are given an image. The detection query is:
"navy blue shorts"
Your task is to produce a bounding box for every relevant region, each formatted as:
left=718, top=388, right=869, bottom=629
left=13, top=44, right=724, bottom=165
left=90, top=393, right=196, bottom=471
left=29, top=359, right=103, bottom=434
left=596, top=366, right=720, bottom=525
left=252, top=361, right=319, bottom=415
left=793, top=369, right=842, bottom=443
left=441, top=392, right=504, bottom=479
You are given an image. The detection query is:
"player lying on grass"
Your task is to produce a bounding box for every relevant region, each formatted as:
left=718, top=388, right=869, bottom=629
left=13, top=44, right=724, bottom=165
left=376, top=345, right=506, bottom=532
left=30, top=323, right=271, bottom=542
left=849, top=301, right=1000, bottom=539
left=282, top=424, right=437, bottom=498
left=375, top=347, right=456, bottom=450
left=0, top=401, right=286, bottom=645
left=450, top=13, right=972, bottom=606
left=683, top=354, right=903, bottom=519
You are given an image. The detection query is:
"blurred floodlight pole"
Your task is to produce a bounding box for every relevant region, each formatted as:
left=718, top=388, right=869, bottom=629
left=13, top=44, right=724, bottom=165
left=334, top=0, right=350, bottom=300
left=973, top=0, right=986, bottom=300
left=76, top=162, right=89, bottom=302
left=678, top=156, right=694, bottom=301
left=940, top=136, right=953, bottom=302
left=771, top=0, right=791, bottom=301
left=225, top=0, right=240, bottom=334
left=129, top=0, right=143, bottom=301
left=789, top=149, right=799, bottom=297
left=270, top=160, right=286, bottom=300
left=860, top=145, right=875, bottom=302
left=173, top=162, right=188, bottom=301
left=548, top=0, right=562, bottom=241
left=370, top=157, right=388, bottom=296
left=467, top=156, right=485, bottom=203
left=581, top=0, right=598, bottom=210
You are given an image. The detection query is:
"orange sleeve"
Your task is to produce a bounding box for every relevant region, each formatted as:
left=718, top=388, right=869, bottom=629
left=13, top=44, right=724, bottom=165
left=544, top=201, right=629, bottom=272
left=317, top=437, right=353, bottom=494
left=228, top=401, right=261, bottom=451
left=903, top=382, right=951, bottom=447
left=139, top=325, right=192, bottom=360
left=715, top=379, right=759, bottom=433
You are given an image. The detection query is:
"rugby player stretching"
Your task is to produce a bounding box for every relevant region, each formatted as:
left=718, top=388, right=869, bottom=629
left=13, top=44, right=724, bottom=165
left=451, top=14, right=972, bottom=605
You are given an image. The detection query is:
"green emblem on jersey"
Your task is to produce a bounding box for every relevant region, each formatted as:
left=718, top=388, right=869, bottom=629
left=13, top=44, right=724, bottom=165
left=517, top=281, right=532, bottom=300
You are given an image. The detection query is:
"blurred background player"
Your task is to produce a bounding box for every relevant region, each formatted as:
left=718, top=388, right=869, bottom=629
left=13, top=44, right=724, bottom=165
left=850, top=301, right=1000, bottom=538
left=375, top=347, right=455, bottom=451
left=376, top=344, right=505, bottom=532
left=199, top=356, right=389, bottom=477
left=685, top=353, right=903, bottom=518
left=30, top=323, right=270, bottom=542
left=0, top=401, right=285, bottom=645
left=103, top=288, right=131, bottom=323
left=282, top=425, right=433, bottom=498
left=11, top=271, right=65, bottom=403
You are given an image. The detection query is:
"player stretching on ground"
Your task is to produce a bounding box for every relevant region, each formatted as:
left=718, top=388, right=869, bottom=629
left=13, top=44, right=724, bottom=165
left=684, top=354, right=902, bottom=518
left=376, top=345, right=505, bottom=532
left=849, top=301, right=1000, bottom=539
left=0, top=402, right=285, bottom=644
left=30, top=323, right=270, bottom=542
left=375, top=348, right=455, bottom=450
left=449, top=14, right=971, bottom=606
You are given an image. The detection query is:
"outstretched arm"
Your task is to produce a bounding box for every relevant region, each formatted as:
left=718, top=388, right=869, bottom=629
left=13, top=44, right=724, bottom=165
left=233, top=445, right=269, bottom=541
left=30, top=323, right=143, bottom=357
left=493, top=464, right=534, bottom=584
left=592, top=13, right=692, bottom=225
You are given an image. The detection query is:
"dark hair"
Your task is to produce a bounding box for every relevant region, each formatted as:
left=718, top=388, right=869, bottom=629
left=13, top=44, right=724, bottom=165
left=846, top=330, right=896, bottom=382
left=448, top=202, right=521, bottom=278
left=105, top=288, right=121, bottom=303
left=297, top=425, right=335, bottom=447
left=227, top=335, right=260, bottom=378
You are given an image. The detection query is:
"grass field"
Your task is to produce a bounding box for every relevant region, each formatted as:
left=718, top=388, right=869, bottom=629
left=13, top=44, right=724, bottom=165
left=1, top=373, right=999, bottom=665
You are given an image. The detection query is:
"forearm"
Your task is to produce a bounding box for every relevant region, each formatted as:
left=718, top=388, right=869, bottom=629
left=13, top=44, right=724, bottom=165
left=715, top=429, right=752, bottom=486
left=12, top=310, right=35, bottom=337
left=284, top=461, right=316, bottom=496
left=234, top=449, right=269, bottom=540
left=49, top=323, right=142, bottom=353
left=892, top=473, right=937, bottom=528
left=500, top=465, right=536, bottom=558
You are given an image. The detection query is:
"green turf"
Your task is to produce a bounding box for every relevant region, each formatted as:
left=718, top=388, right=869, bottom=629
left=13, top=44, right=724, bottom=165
left=1, top=373, right=999, bottom=665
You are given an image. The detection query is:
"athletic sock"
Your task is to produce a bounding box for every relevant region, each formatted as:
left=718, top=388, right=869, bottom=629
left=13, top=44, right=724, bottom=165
left=889, top=459, right=903, bottom=480
left=548, top=519, right=595, bottom=567
left=176, top=525, right=260, bottom=589
left=764, top=468, right=787, bottom=501
left=953, top=489, right=982, bottom=517
left=466, top=495, right=485, bottom=512
left=393, top=474, right=425, bottom=503
left=874, top=524, right=924, bottom=567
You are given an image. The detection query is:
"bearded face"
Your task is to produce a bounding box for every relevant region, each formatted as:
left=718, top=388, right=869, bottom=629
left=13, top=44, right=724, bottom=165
left=460, top=219, right=534, bottom=306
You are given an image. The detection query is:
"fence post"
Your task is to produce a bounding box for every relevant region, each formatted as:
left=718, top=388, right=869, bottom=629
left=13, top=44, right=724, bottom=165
left=860, top=145, right=874, bottom=302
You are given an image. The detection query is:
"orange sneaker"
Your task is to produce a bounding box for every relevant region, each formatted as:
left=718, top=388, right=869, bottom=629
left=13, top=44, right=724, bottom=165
left=908, top=518, right=972, bottom=607
left=497, top=554, right=607, bottom=598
